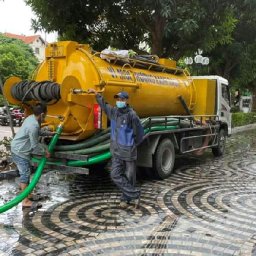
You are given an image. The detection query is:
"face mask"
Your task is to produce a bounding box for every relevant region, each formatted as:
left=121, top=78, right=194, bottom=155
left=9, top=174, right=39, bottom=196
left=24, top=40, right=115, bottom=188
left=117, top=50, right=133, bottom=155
left=116, top=101, right=126, bottom=108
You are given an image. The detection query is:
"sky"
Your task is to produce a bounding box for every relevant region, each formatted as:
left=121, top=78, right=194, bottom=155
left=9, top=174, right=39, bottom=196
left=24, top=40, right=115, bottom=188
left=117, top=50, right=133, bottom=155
left=0, top=0, right=57, bottom=43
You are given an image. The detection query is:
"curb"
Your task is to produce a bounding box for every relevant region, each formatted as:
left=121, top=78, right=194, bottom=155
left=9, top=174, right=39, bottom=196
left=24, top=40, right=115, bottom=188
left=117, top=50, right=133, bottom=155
left=232, top=123, right=256, bottom=134
left=0, top=124, right=256, bottom=181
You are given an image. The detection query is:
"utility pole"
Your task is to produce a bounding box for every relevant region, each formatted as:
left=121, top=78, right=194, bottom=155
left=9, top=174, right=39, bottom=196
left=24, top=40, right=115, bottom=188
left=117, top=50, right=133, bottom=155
left=0, top=77, right=15, bottom=138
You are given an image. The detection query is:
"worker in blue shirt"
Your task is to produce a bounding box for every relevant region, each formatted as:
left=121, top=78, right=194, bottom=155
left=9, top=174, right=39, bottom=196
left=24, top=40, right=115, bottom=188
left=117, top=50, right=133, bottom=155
left=89, top=89, right=144, bottom=208
left=11, top=103, right=50, bottom=210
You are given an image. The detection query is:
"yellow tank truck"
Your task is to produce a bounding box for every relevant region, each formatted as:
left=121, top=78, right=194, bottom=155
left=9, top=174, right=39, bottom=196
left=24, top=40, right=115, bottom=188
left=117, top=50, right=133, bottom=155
left=2, top=41, right=231, bottom=179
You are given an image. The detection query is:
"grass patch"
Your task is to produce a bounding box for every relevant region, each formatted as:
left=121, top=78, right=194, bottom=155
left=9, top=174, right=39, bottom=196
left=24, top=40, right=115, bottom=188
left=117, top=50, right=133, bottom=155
left=232, top=112, right=256, bottom=127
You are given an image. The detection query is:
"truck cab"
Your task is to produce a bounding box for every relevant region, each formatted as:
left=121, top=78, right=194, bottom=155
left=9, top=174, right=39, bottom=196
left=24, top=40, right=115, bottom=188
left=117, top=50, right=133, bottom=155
left=192, top=75, right=231, bottom=135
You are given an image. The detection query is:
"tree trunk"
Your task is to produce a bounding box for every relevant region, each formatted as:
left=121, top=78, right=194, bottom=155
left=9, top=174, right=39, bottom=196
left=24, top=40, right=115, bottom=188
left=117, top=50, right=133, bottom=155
left=151, top=15, right=166, bottom=56
left=251, top=86, right=256, bottom=111
left=151, top=34, right=163, bottom=56
left=223, top=60, right=238, bottom=80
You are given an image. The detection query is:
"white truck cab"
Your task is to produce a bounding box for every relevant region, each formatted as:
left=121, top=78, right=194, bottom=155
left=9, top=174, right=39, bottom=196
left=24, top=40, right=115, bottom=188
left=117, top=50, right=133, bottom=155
left=192, top=75, right=232, bottom=135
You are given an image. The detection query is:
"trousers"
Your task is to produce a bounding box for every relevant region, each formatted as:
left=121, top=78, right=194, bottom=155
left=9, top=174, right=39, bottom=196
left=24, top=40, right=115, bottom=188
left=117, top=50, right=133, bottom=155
left=11, top=152, right=31, bottom=184
left=111, top=156, right=140, bottom=201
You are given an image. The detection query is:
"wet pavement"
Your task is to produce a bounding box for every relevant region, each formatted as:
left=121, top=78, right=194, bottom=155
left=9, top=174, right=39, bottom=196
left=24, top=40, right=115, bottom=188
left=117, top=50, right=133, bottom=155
left=1, top=130, right=256, bottom=255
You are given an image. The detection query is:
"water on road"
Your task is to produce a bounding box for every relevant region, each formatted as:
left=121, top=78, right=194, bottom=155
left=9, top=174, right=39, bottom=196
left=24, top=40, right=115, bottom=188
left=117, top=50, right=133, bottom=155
left=1, top=130, right=256, bottom=255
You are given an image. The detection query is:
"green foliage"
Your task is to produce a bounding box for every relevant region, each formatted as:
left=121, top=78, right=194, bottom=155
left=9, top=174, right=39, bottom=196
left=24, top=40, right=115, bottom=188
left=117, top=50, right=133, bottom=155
left=0, top=94, right=4, bottom=106
left=202, top=0, right=256, bottom=88
left=179, top=0, right=256, bottom=86
left=25, top=0, right=238, bottom=57
left=230, top=105, right=240, bottom=113
left=233, top=43, right=256, bottom=88
left=203, top=12, right=237, bottom=51
left=0, top=34, right=38, bottom=81
left=25, top=0, right=145, bottom=51
left=232, top=112, right=256, bottom=127
left=24, top=0, right=256, bottom=90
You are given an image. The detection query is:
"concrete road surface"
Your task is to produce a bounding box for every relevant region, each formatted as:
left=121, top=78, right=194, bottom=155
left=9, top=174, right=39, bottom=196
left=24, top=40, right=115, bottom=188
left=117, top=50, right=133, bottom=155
left=0, top=125, right=19, bottom=140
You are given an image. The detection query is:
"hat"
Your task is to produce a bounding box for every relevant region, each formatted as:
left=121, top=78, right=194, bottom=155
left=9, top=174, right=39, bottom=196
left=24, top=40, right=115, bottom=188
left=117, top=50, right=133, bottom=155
left=114, top=91, right=129, bottom=99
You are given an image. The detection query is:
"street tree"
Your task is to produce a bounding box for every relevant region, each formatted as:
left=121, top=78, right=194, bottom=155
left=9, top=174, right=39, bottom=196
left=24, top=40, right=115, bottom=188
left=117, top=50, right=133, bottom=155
left=207, top=0, right=256, bottom=90
left=25, top=0, right=256, bottom=92
left=0, top=34, right=38, bottom=82
left=26, top=0, right=237, bottom=57
left=0, top=34, right=38, bottom=106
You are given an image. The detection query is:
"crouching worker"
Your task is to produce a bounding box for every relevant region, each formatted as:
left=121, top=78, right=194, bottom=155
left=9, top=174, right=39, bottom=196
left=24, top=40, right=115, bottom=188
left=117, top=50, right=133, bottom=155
left=11, top=103, right=50, bottom=210
left=88, top=89, right=144, bottom=208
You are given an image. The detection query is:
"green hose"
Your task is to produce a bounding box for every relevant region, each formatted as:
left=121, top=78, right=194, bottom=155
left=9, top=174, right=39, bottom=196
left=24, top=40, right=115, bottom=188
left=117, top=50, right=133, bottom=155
left=68, top=125, right=178, bottom=166
left=33, top=125, right=178, bottom=168
left=54, top=118, right=180, bottom=152
left=64, top=123, right=179, bottom=155
left=55, top=131, right=110, bottom=151
left=55, top=128, right=110, bottom=151
left=65, top=142, right=110, bottom=154
left=144, top=125, right=178, bottom=133
left=61, top=124, right=178, bottom=155
left=72, top=125, right=178, bottom=165
left=142, top=117, right=179, bottom=126
left=32, top=151, right=111, bottom=167
left=68, top=152, right=111, bottom=166
left=55, top=119, right=179, bottom=153
left=0, top=125, right=63, bottom=214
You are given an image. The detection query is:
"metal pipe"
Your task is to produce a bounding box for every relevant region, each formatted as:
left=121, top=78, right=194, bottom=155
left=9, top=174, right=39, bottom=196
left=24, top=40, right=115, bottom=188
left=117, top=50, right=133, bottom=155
left=0, top=77, right=15, bottom=137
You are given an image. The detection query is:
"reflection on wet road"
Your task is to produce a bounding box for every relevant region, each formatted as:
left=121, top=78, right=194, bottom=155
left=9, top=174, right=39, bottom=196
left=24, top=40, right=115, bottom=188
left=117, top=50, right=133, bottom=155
left=1, top=130, right=256, bottom=255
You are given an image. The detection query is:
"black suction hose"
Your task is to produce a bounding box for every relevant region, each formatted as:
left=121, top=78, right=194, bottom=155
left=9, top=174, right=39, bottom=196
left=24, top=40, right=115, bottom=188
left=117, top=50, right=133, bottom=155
left=11, top=80, right=61, bottom=102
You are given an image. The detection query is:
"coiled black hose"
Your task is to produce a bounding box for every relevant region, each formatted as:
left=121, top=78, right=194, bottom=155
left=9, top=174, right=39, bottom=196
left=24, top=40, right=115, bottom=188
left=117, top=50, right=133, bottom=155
left=11, top=80, right=60, bottom=102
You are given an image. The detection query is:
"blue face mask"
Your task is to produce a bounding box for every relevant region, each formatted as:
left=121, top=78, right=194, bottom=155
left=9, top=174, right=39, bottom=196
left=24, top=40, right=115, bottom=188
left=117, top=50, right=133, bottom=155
left=116, top=101, right=126, bottom=108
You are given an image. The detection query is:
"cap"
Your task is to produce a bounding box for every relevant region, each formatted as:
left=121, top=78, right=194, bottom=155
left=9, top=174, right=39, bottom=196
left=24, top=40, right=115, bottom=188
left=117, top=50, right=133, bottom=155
left=114, top=91, right=129, bottom=99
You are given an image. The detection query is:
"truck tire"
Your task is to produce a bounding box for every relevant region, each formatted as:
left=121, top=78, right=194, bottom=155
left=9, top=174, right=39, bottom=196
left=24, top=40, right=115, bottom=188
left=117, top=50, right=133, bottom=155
left=154, top=138, right=175, bottom=179
left=212, top=128, right=226, bottom=157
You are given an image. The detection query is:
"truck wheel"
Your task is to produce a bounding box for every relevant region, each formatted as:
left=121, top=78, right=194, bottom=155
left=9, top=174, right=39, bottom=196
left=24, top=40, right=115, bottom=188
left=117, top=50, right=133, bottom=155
left=212, top=128, right=226, bottom=157
left=154, top=138, right=175, bottom=179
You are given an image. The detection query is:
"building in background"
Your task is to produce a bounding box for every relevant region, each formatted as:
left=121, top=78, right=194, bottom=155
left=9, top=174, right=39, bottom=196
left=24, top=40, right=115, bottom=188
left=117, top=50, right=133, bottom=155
left=4, top=32, right=46, bottom=62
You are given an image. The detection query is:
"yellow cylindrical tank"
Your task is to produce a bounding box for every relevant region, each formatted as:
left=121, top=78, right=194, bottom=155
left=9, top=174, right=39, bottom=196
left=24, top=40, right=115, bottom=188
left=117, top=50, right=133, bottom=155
left=4, top=41, right=196, bottom=140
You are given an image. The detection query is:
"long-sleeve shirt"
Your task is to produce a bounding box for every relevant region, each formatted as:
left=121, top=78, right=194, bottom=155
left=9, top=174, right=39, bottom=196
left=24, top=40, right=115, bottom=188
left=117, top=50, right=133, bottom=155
left=96, top=94, right=144, bottom=160
left=11, top=115, right=46, bottom=160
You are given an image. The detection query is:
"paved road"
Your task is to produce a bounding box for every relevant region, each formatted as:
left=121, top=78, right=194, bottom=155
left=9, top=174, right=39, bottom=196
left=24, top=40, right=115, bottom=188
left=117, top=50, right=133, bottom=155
left=0, top=125, right=19, bottom=140
left=1, top=130, right=256, bottom=255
